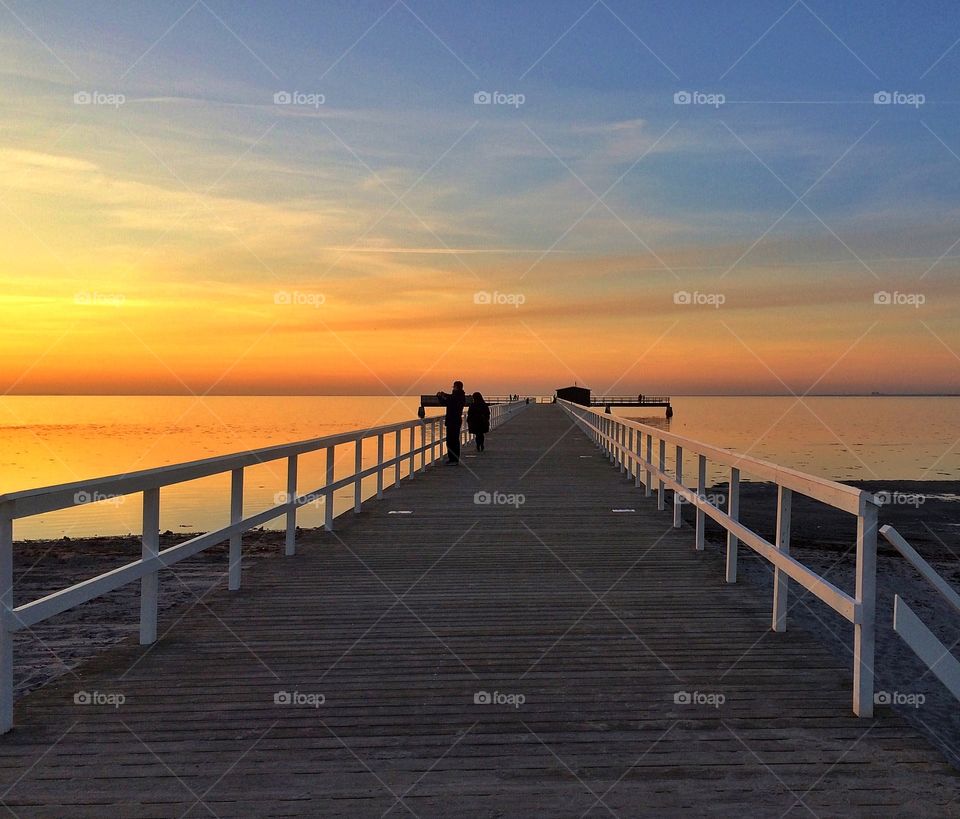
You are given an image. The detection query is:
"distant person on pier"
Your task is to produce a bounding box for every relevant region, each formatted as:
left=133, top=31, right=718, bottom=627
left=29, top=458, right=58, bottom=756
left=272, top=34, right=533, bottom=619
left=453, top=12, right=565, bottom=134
left=467, top=392, right=490, bottom=452
left=436, top=380, right=467, bottom=464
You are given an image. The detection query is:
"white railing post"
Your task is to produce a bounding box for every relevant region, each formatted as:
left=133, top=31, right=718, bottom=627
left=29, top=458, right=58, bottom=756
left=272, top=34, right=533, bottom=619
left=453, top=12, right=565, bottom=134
left=0, top=507, right=14, bottom=733
left=420, top=425, right=426, bottom=473
left=618, top=423, right=625, bottom=472
left=772, top=486, right=792, bottom=632
left=376, top=434, right=385, bottom=499
left=229, top=468, right=243, bottom=591
left=645, top=434, right=652, bottom=497
left=853, top=499, right=879, bottom=717
left=726, top=467, right=740, bottom=583
left=285, top=455, right=297, bottom=557
left=354, top=439, right=363, bottom=513
left=140, top=488, right=160, bottom=643
left=657, top=440, right=666, bottom=511
left=408, top=427, right=416, bottom=479
left=673, top=445, right=683, bottom=528
left=634, top=429, right=642, bottom=488
left=394, top=430, right=401, bottom=487
left=695, top=454, right=706, bottom=551
left=324, top=445, right=335, bottom=531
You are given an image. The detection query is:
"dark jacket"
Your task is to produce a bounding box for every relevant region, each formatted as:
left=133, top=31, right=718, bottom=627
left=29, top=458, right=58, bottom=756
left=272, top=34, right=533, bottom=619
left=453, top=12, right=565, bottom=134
left=437, top=388, right=466, bottom=426
left=467, top=400, right=490, bottom=434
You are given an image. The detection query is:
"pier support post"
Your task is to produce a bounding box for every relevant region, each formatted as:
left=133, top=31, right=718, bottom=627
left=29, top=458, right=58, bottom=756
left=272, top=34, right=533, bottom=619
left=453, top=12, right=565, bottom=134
left=285, top=455, right=297, bottom=556
left=633, top=429, right=642, bottom=488
left=725, top=467, right=740, bottom=583
left=657, top=440, right=666, bottom=511
left=140, top=488, right=160, bottom=643
left=644, top=434, right=652, bottom=497
left=376, top=434, right=385, bottom=499
left=853, top=500, right=879, bottom=717
left=772, top=486, right=791, bottom=631
left=354, top=439, right=363, bottom=513
left=1, top=508, right=14, bottom=733
left=673, top=445, right=683, bottom=528
left=394, top=430, right=401, bottom=488
left=324, top=446, right=335, bottom=531
left=695, top=455, right=706, bottom=551
left=408, top=427, right=416, bottom=479
left=229, top=468, right=243, bottom=591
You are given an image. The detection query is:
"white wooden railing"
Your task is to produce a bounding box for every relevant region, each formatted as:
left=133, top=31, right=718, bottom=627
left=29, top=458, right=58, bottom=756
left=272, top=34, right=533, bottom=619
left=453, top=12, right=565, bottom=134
left=558, top=399, right=882, bottom=717
left=880, top=525, right=960, bottom=703
left=0, top=400, right=528, bottom=732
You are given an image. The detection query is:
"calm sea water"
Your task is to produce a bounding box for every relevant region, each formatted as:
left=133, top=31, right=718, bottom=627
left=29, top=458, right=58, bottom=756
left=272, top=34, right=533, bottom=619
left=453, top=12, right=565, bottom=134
left=1, top=395, right=958, bottom=539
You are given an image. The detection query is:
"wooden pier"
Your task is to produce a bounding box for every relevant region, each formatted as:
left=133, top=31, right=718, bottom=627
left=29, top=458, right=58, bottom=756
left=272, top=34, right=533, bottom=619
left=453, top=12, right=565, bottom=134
left=0, top=405, right=957, bottom=816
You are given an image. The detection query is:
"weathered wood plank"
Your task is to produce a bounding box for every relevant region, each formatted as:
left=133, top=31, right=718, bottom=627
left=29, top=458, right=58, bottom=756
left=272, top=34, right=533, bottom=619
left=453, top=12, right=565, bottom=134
left=0, top=405, right=957, bottom=816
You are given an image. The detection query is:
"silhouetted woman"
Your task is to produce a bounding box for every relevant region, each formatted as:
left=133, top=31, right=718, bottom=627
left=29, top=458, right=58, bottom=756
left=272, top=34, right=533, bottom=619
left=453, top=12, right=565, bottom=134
left=467, top=392, right=490, bottom=452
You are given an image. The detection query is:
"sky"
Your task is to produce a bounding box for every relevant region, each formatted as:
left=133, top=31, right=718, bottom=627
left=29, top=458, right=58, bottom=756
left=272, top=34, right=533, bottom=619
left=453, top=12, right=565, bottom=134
left=1, top=0, right=959, bottom=395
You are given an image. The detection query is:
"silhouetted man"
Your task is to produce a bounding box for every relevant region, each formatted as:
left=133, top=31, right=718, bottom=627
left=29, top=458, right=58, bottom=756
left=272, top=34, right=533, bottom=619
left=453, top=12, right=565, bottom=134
left=436, top=380, right=467, bottom=464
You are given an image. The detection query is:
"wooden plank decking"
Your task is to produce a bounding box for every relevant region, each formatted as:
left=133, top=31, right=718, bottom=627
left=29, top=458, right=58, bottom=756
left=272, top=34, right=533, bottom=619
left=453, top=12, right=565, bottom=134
left=0, top=405, right=957, bottom=816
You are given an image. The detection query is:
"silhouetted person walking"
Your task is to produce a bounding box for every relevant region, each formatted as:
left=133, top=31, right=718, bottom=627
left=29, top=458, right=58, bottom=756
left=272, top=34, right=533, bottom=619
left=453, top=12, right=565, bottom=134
left=467, top=392, right=490, bottom=452
left=436, top=380, right=466, bottom=464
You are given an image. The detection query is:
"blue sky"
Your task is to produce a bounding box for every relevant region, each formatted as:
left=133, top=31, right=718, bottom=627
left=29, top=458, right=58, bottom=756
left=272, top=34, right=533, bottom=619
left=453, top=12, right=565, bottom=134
left=2, top=1, right=959, bottom=393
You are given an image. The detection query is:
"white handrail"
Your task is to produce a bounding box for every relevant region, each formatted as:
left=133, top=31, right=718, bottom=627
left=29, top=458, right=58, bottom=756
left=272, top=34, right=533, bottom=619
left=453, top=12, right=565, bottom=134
left=557, top=398, right=881, bottom=717
left=881, top=525, right=960, bottom=702
left=0, top=400, right=529, bottom=732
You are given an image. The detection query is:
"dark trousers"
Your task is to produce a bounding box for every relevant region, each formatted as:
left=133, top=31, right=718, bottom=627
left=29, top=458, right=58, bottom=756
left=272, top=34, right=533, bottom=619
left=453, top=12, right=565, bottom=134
left=446, top=423, right=462, bottom=462
left=475, top=433, right=485, bottom=451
